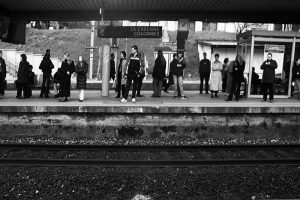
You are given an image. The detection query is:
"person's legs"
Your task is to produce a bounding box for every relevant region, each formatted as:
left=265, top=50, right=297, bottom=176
left=121, top=84, right=126, bottom=98
left=40, top=75, right=46, bottom=97
left=152, top=78, right=158, bottom=96
left=204, top=73, right=210, bottom=94
left=79, top=89, right=84, bottom=101
left=164, top=76, right=171, bottom=92
left=136, top=76, right=143, bottom=96
left=16, top=82, right=21, bottom=98
left=199, top=73, right=204, bottom=93
left=132, top=77, right=138, bottom=99
left=116, top=75, right=121, bottom=98
left=124, top=77, right=133, bottom=100
left=227, top=79, right=237, bottom=100
left=235, top=81, right=241, bottom=100
left=269, top=83, right=274, bottom=101
left=158, top=79, right=163, bottom=97
left=45, top=75, right=50, bottom=97
left=173, top=75, right=178, bottom=97
left=262, top=83, right=268, bottom=101
left=178, top=76, right=184, bottom=97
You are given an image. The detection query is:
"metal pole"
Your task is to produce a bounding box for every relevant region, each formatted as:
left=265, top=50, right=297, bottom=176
left=89, top=21, right=95, bottom=80
left=247, top=36, right=255, bottom=98
left=288, top=37, right=296, bottom=98
left=102, top=45, right=110, bottom=97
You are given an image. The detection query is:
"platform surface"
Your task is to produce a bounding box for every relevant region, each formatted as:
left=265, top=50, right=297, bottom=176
left=0, top=90, right=299, bottom=113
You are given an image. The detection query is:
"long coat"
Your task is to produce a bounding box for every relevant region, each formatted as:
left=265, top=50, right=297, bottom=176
left=17, top=61, right=30, bottom=84
left=260, top=59, right=277, bottom=83
left=75, top=61, right=88, bottom=89
left=60, top=60, right=75, bottom=97
left=116, top=58, right=127, bottom=86
left=210, top=60, right=223, bottom=91
left=152, top=57, right=166, bottom=80
left=39, top=56, right=54, bottom=76
left=226, top=61, right=234, bottom=93
left=0, top=57, right=6, bottom=95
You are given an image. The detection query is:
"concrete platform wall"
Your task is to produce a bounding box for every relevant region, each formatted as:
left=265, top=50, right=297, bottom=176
left=0, top=113, right=299, bottom=139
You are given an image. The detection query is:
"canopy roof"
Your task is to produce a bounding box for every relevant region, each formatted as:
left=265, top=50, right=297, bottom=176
left=0, top=0, right=299, bottom=23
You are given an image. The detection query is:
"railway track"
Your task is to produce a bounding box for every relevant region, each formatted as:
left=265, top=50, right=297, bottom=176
left=1, top=143, right=300, bottom=166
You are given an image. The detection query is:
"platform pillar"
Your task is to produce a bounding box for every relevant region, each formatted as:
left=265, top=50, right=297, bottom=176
left=102, top=45, right=110, bottom=96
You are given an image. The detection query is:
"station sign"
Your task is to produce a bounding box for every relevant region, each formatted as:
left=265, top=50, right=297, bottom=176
left=97, top=26, right=162, bottom=38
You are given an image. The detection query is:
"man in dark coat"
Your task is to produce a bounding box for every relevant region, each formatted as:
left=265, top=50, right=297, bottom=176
left=59, top=52, right=75, bottom=102
left=225, top=55, right=245, bottom=101
left=152, top=50, right=166, bottom=97
left=0, top=51, right=7, bottom=95
left=27, top=65, right=35, bottom=98
left=260, top=52, right=278, bottom=102
left=173, top=52, right=187, bottom=99
left=17, top=54, right=30, bottom=99
left=39, top=49, right=54, bottom=98
left=199, top=52, right=211, bottom=94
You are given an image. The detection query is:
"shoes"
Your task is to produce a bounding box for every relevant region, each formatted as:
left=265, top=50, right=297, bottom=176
left=269, top=100, right=274, bottom=103
left=60, top=98, right=68, bottom=102
left=79, top=100, right=83, bottom=102
left=261, top=99, right=267, bottom=102
left=16, top=96, right=20, bottom=99
left=151, top=94, right=159, bottom=98
left=181, top=96, right=188, bottom=100
left=54, top=94, right=60, bottom=98
left=210, top=94, right=214, bottom=98
left=115, top=96, right=120, bottom=98
left=215, top=93, right=219, bottom=98
left=225, top=99, right=232, bottom=101
left=163, top=90, right=169, bottom=93
left=120, top=98, right=127, bottom=103
left=132, top=98, right=136, bottom=103
left=136, top=94, right=144, bottom=97
left=44, top=95, right=49, bottom=98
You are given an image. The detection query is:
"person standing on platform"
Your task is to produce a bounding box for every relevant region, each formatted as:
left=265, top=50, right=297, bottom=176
left=59, top=52, right=75, bottom=102
left=39, top=49, right=54, bottom=98
left=251, top=67, right=259, bottom=94
left=152, top=50, right=166, bottom=97
left=136, top=52, right=145, bottom=97
left=110, top=53, right=116, bottom=82
left=222, top=58, right=229, bottom=92
left=17, top=54, right=30, bottom=99
left=226, top=60, right=234, bottom=94
left=0, top=51, right=7, bottom=96
left=53, top=68, right=62, bottom=98
left=173, top=52, right=187, bottom=100
left=225, top=55, right=245, bottom=101
left=121, top=45, right=141, bottom=103
left=210, top=54, right=222, bottom=98
left=115, top=51, right=127, bottom=98
left=27, top=65, right=35, bottom=98
left=199, top=52, right=211, bottom=94
left=75, top=56, right=88, bottom=102
left=168, top=53, right=179, bottom=95
left=292, top=58, right=300, bottom=99
left=260, top=52, right=278, bottom=103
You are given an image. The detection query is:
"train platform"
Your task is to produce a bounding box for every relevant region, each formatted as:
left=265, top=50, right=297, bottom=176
left=0, top=90, right=299, bottom=114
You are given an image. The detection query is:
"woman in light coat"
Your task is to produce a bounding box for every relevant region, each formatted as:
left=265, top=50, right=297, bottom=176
left=210, top=53, right=223, bottom=98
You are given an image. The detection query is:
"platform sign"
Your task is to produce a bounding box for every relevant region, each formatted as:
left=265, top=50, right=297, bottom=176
left=97, top=26, right=162, bottom=38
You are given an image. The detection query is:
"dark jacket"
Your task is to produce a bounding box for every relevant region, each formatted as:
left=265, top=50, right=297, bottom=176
left=127, top=55, right=141, bottom=79
left=60, top=60, right=75, bottom=97
left=292, top=63, right=300, bottom=81
left=0, top=57, right=6, bottom=95
left=75, top=61, right=88, bottom=89
left=17, top=61, right=30, bottom=83
left=260, top=59, right=278, bottom=83
left=173, top=57, right=186, bottom=77
left=232, top=61, right=245, bottom=82
left=169, top=58, right=178, bottom=76
left=110, top=59, right=116, bottom=79
left=28, top=71, right=35, bottom=86
left=199, top=58, right=211, bottom=73
left=152, top=57, right=166, bottom=79
left=0, top=57, right=6, bottom=79
left=39, top=55, right=54, bottom=76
